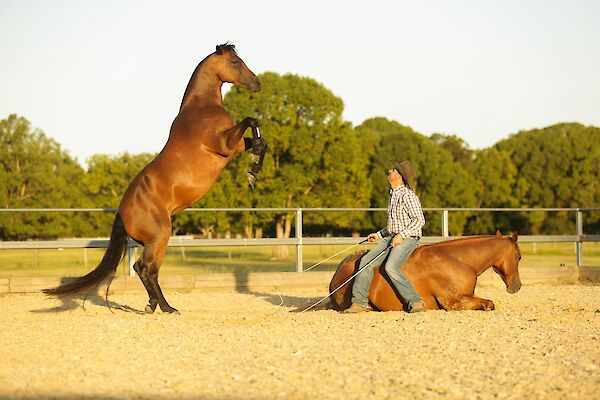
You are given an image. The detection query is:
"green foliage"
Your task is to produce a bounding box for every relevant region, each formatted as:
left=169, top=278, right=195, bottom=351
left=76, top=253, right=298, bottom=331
left=84, top=152, right=155, bottom=205
left=356, top=118, right=478, bottom=235
left=430, top=133, right=474, bottom=168
left=82, top=152, right=156, bottom=236
left=1, top=102, right=599, bottom=240
left=463, top=147, right=520, bottom=234
left=495, top=123, right=600, bottom=234
left=0, top=114, right=86, bottom=239
left=208, top=72, right=372, bottom=238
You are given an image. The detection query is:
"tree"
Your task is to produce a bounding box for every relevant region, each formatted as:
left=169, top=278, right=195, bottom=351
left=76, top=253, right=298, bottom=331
left=495, top=123, right=600, bottom=234
left=218, top=72, right=372, bottom=257
left=463, top=147, right=520, bottom=234
left=356, top=118, right=478, bottom=236
left=0, top=114, right=86, bottom=239
left=430, top=133, right=474, bottom=168
left=82, top=152, right=156, bottom=236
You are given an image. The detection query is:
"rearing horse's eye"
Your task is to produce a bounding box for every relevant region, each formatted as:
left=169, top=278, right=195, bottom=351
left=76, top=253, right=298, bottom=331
left=230, top=59, right=240, bottom=65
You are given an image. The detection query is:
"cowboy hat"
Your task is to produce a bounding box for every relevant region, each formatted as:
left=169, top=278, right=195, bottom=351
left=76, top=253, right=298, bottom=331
left=391, top=160, right=416, bottom=188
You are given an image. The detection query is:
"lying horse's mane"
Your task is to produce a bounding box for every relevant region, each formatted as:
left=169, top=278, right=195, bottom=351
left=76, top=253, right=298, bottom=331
left=428, top=235, right=504, bottom=247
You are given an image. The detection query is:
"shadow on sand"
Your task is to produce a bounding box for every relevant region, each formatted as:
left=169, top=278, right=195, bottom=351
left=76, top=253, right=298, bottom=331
left=232, top=271, right=330, bottom=312
left=31, top=272, right=329, bottom=315
left=32, top=277, right=144, bottom=315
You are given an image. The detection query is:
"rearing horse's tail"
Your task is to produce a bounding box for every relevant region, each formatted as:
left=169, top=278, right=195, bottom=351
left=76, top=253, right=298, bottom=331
left=43, top=213, right=128, bottom=297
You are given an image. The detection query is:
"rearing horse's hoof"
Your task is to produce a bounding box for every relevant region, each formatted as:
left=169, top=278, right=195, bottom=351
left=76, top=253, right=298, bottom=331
left=247, top=172, right=256, bottom=188
left=161, top=306, right=180, bottom=315
left=145, top=302, right=158, bottom=314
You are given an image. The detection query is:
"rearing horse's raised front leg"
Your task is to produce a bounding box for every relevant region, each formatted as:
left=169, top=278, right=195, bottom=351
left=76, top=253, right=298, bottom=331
left=247, top=125, right=267, bottom=188
left=223, top=117, right=267, bottom=188
left=224, top=117, right=258, bottom=150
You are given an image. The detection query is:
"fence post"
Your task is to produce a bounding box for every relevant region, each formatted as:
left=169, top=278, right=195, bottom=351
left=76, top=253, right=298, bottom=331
left=442, top=209, right=449, bottom=237
left=576, top=209, right=583, bottom=267
left=296, top=209, right=303, bottom=272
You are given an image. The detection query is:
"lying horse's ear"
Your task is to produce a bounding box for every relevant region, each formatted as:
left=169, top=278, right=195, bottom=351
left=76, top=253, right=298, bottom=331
left=511, top=232, right=519, bottom=242
left=215, top=45, right=223, bottom=55
left=496, top=230, right=503, bottom=237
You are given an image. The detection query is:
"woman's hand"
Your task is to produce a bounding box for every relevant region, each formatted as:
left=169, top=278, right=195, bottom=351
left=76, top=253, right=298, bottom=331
left=391, top=234, right=404, bottom=247
left=367, top=233, right=379, bottom=243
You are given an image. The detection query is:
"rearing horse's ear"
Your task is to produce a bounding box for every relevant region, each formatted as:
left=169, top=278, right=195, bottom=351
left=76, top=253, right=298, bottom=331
left=496, top=230, right=503, bottom=237
left=215, top=42, right=232, bottom=55
left=511, top=232, right=519, bottom=242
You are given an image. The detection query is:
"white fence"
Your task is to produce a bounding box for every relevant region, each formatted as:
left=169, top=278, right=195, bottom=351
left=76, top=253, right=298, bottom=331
left=1, top=207, right=599, bottom=274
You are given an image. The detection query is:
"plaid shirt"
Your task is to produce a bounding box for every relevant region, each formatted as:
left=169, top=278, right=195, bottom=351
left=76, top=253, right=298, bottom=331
left=377, top=185, right=425, bottom=239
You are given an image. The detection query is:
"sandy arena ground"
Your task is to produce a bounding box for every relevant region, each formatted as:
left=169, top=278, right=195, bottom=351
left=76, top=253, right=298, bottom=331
left=0, top=284, right=599, bottom=400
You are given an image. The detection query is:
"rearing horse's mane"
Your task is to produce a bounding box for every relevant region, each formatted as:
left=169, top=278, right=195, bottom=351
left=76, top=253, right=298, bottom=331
left=179, top=43, right=237, bottom=110
left=216, top=43, right=236, bottom=54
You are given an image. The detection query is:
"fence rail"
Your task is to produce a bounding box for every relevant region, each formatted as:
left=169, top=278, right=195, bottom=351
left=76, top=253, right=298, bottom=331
left=1, top=207, right=599, bottom=274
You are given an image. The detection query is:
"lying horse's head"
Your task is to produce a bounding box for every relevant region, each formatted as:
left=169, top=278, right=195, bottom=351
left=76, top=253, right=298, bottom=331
left=492, top=231, right=522, bottom=294
left=212, top=43, right=261, bottom=92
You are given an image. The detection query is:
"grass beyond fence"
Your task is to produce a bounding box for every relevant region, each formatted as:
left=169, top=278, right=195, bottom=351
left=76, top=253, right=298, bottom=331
left=0, top=242, right=599, bottom=279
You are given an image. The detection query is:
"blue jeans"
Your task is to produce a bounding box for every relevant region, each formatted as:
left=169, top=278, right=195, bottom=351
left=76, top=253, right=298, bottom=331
left=351, top=236, right=422, bottom=308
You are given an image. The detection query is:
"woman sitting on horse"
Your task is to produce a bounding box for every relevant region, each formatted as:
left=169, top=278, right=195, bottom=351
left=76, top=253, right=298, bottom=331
left=345, top=160, right=426, bottom=314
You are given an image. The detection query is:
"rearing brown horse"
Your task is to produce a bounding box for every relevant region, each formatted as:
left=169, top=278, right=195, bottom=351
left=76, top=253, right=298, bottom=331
left=329, top=231, right=522, bottom=312
left=44, top=44, right=266, bottom=314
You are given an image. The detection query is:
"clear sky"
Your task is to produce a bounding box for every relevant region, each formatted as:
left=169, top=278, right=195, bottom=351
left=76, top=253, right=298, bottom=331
left=1, top=0, right=599, bottom=166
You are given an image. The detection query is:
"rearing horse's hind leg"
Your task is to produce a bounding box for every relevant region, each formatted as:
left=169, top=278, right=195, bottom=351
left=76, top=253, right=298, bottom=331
left=143, top=237, right=179, bottom=314
left=133, top=260, right=160, bottom=313
left=148, top=269, right=178, bottom=314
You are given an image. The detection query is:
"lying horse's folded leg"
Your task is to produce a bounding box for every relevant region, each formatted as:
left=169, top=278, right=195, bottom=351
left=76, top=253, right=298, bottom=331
left=442, top=295, right=495, bottom=311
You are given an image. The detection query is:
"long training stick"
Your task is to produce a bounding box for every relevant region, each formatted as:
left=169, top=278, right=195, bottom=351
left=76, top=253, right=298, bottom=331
left=298, top=244, right=390, bottom=314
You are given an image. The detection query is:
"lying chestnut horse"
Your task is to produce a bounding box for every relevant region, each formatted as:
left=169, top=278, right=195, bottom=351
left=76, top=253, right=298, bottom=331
left=44, top=44, right=266, bottom=314
left=329, top=231, right=522, bottom=312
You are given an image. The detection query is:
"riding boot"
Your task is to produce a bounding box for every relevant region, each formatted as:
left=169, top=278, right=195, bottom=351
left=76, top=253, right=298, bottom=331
left=343, top=303, right=373, bottom=313
left=409, top=300, right=426, bottom=313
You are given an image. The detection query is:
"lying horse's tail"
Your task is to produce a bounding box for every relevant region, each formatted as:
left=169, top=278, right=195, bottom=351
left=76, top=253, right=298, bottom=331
left=43, top=213, right=128, bottom=297
left=328, top=250, right=368, bottom=311
left=291, top=298, right=332, bottom=313
left=291, top=250, right=369, bottom=313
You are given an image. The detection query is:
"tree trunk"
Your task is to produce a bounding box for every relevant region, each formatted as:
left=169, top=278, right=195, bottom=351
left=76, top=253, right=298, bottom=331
left=274, top=215, right=289, bottom=259
left=284, top=213, right=292, bottom=238
left=244, top=223, right=253, bottom=239
left=225, top=231, right=232, bottom=260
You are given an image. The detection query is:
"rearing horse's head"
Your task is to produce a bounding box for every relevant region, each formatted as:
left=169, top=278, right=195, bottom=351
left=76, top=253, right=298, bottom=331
left=493, top=231, right=522, bottom=294
left=212, top=43, right=261, bottom=92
